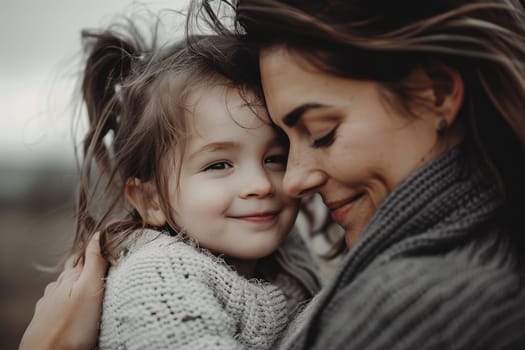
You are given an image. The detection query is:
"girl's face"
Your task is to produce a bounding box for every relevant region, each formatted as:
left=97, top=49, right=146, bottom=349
left=259, top=47, right=447, bottom=247
left=171, top=85, right=299, bottom=259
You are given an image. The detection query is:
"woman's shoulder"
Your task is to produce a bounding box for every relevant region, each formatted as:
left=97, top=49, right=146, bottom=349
left=312, top=253, right=525, bottom=349
left=355, top=242, right=525, bottom=307
left=355, top=227, right=525, bottom=298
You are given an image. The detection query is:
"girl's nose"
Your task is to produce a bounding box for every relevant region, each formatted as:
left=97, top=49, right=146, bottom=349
left=283, top=152, right=325, bottom=198
left=239, top=168, right=274, bottom=199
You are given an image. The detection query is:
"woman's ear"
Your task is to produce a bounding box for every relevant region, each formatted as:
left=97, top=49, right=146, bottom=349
left=429, top=64, right=464, bottom=126
left=124, top=178, right=167, bottom=227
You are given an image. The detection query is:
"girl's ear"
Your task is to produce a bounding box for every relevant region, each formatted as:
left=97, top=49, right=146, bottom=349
left=124, top=178, right=167, bottom=227
left=429, top=64, right=464, bottom=126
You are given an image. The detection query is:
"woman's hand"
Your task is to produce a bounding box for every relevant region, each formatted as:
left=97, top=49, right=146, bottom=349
left=19, top=233, right=108, bottom=350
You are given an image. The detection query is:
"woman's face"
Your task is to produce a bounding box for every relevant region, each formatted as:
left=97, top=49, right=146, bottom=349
left=260, top=47, right=446, bottom=247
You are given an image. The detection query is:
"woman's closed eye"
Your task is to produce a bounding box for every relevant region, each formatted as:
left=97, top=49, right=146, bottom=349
left=203, top=161, right=233, bottom=171
left=312, top=128, right=337, bottom=148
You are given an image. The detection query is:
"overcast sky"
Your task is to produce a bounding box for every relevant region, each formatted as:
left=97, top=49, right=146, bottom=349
left=0, top=0, right=190, bottom=167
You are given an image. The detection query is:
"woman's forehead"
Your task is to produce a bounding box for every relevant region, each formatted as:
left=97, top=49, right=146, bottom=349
left=259, top=48, right=361, bottom=125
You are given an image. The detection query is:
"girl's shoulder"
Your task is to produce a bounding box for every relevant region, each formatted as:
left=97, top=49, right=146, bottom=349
left=100, top=229, right=291, bottom=350
left=109, top=228, right=238, bottom=284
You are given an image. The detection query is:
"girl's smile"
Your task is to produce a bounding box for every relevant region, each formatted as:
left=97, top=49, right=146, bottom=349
left=228, top=212, right=280, bottom=229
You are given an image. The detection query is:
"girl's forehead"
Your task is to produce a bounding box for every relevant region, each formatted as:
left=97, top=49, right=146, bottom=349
left=187, top=84, right=269, bottom=133
left=180, top=87, right=279, bottom=157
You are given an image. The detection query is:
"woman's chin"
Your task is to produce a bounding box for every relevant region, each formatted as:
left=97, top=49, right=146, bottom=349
left=344, top=227, right=361, bottom=248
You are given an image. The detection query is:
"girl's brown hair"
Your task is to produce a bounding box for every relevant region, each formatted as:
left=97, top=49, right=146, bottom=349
left=195, top=0, right=525, bottom=263
left=72, top=20, right=261, bottom=264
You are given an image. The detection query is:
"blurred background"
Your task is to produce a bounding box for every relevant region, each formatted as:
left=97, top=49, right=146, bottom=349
left=0, top=1, right=188, bottom=348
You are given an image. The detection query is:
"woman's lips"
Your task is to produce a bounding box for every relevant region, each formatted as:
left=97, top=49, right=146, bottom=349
left=327, top=194, right=363, bottom=225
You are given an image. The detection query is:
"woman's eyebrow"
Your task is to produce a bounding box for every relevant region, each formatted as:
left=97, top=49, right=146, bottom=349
left=283, top=103, right=327, bottom=127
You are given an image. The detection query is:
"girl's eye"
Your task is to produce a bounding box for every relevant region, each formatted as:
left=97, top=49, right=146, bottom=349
left=312, top=128, right=336, bottom=148
left=204, top=162, right=233, bottom=171
left=264, top=154, right=288, bottom=171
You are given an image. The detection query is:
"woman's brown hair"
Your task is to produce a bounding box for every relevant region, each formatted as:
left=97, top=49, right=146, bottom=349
left=195, top=0, right=525, bottom=264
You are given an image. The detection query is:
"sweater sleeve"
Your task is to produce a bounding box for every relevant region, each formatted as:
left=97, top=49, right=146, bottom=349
left=98, top=240, right=245, bottom=350
left=305, top=257, right=525, bottom=350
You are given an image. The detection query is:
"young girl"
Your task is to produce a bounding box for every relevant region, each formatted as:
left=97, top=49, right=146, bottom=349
left=72, top=26, right=320, bottom=349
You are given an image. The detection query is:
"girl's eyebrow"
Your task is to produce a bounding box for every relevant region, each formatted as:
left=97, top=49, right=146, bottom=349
left=283, top=103, right=328, bottom=127
left=188, top=141, right=241, bottom=160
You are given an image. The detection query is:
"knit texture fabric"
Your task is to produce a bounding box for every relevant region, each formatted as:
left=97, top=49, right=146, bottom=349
left=98, top=229, right=320, bottom=350
left=279, top=147, right=525, bottom=350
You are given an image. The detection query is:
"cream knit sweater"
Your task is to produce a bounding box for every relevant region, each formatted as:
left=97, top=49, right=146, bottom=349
left=98, top=228, right=320, bottom=350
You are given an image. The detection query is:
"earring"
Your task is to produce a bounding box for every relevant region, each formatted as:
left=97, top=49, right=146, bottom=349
left=436, top=118, right=448, bottom=135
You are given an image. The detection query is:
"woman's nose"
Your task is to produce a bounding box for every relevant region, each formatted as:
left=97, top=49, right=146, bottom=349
left=283, top=151, right=325, bottom=198
left=239, top=167, right=274, bottom=199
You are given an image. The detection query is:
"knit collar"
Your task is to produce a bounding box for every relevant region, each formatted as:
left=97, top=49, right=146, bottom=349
left=332, top=145, right=505, bottom=286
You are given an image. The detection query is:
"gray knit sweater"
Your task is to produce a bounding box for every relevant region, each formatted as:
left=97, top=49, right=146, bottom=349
left=278, top=147, right=525, bottom=350
left=98, top=228, right=320, bottom=350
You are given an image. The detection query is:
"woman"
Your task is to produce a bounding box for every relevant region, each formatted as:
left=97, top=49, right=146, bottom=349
left=20, top=0, right=525, bottom=349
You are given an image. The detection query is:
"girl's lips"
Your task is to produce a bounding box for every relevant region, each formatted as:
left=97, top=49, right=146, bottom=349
left=229, top=212, right=278, bottom=223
